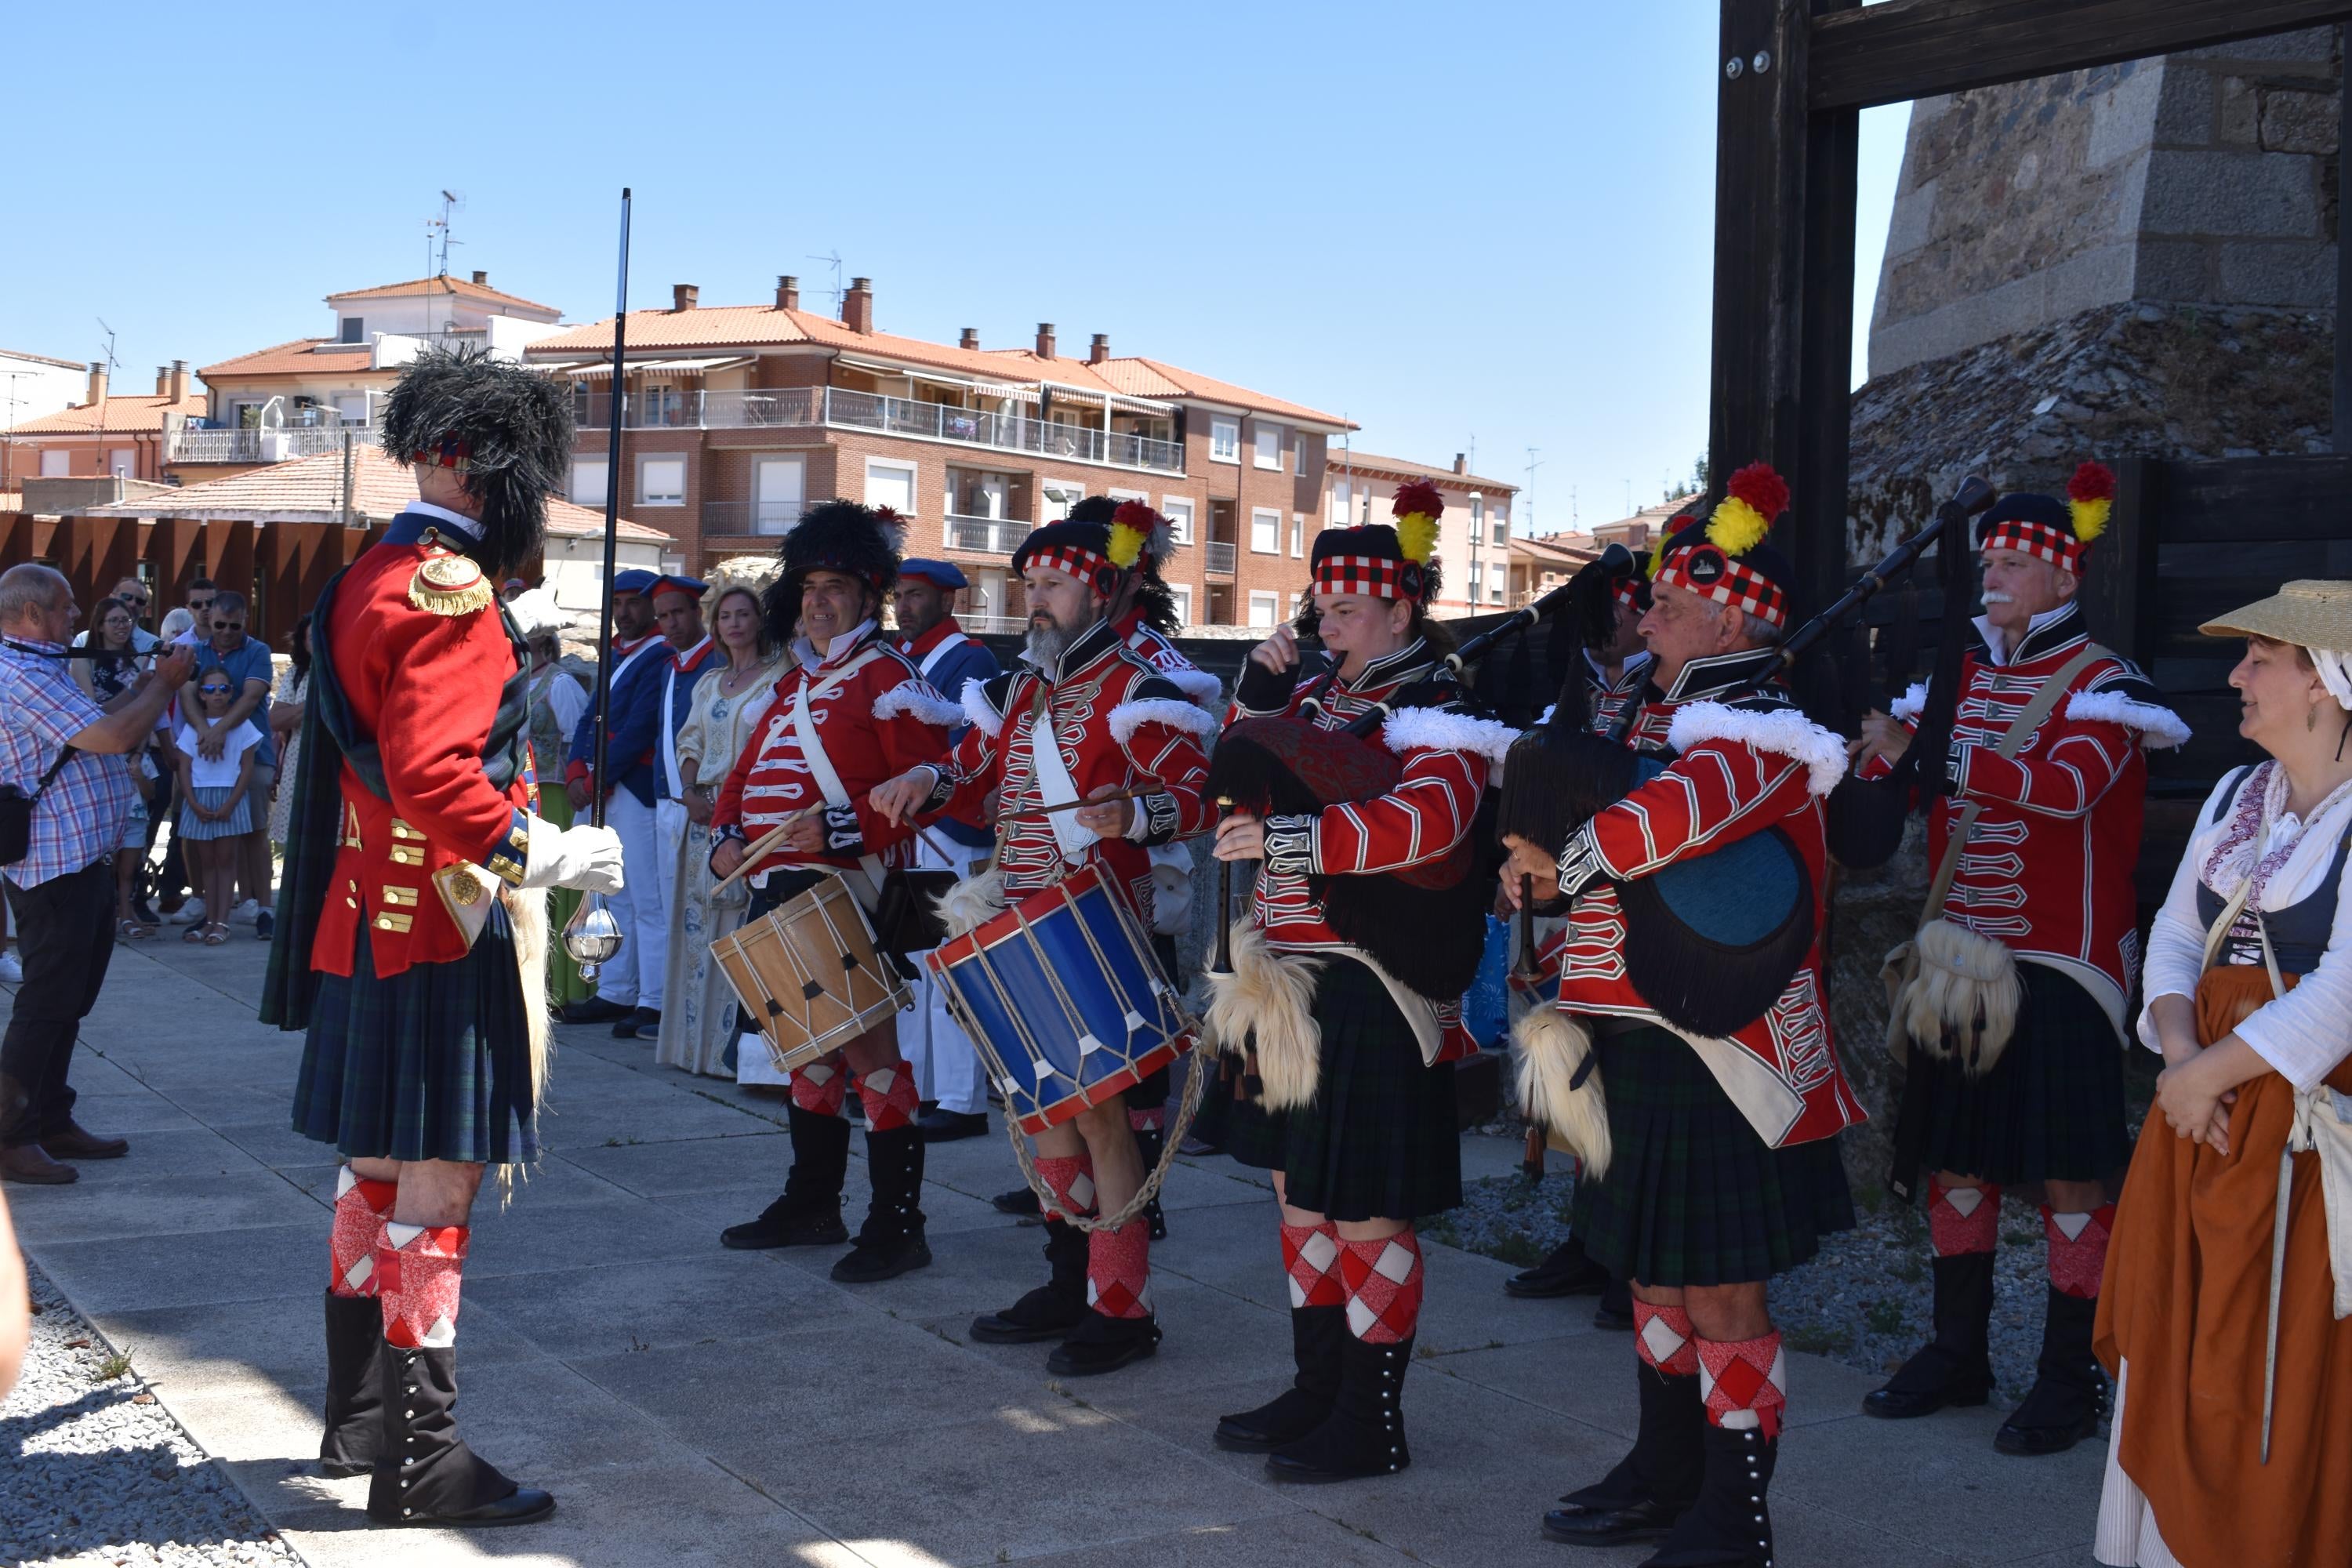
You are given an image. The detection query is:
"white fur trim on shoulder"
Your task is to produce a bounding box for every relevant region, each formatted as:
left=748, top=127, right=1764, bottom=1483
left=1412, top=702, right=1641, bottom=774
left=1380, top=706, right=1521, bottom=767
left=872, top=681, right=965, bottom=728
left=1889, top=682, right=1928, bottom=724
left=960, top=677, right=1005, bottom=738
left=1665, top=701, right=1848, bottom=797
left=1160, top=664, right=1225, bottom=706
left=1535, top=702, right=1556, bottom=728
left=1109, top=696, right=1221, bottom=744
left=2065, top=690, right=2191, bottom=749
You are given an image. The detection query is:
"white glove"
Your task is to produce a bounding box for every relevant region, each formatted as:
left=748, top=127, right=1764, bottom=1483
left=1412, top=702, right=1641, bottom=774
left=519, top=815, right=626, bottom=895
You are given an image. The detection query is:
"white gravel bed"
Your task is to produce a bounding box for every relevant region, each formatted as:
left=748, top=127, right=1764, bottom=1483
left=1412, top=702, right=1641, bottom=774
left=2, top=1262, right=303, bottom=1568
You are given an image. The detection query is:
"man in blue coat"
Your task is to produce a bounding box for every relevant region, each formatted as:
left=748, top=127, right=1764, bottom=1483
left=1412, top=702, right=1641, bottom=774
left=645, top=575, right=718, bottom=1041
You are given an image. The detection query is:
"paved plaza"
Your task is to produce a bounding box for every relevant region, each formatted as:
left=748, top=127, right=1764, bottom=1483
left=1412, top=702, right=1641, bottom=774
left=6, top=937, right=2110, bottom=1567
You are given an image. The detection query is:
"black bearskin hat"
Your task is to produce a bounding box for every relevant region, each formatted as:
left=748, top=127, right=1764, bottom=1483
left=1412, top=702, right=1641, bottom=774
left=379, top=346, right=573, bottom=578
left=1013, top=495, right=1179, bottom=635
left=761, top=499, right=902, bottom=645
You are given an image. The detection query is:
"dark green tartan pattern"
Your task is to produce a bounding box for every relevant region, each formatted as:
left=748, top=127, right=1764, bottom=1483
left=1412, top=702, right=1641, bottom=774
left=1915, top=962, right=2130, bottom=1186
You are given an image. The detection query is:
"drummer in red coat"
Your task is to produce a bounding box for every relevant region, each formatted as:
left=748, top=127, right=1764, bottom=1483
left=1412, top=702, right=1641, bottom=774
left=873, top=497, right=1215, bottom=1376
left=706, top=501, right=960, bottom=1283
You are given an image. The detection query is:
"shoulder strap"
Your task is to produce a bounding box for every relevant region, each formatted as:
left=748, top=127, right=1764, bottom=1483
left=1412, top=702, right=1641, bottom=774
left=786, top=657, right=890, bottom=905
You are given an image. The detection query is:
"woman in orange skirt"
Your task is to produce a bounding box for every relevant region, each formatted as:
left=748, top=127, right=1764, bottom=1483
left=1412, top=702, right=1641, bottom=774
left=2096, top=581, right=2352, bottom=1567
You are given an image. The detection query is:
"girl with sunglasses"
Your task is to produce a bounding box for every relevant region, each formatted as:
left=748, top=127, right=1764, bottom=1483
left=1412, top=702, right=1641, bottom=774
left=172, top=673, right=261, bottom=944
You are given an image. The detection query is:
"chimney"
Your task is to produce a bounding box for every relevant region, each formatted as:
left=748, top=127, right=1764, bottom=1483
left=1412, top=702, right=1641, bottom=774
left=170, top=359, right=189, bottom=403
left=85, top=361, right=107, bottom=408
left=472, top=269, right=489, bottom=286
left=959, top=328, right=979, bottom=350
left=1088, top=332, right=1109, bottom=365
left=1035, top=322, right=1057, bottom=359
left=1453, top=453, right=1467, bottom=475
left=776, top=274, right=800, bottom=310
left=842, top=277, right=874, bottom=334
left=154, top=365, right=170, bottom=397
left=672, top=282, right=699, bottom=313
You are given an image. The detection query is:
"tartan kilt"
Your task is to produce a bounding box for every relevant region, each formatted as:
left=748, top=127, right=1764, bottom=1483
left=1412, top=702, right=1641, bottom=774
left=1915, top=961, right=2129, bottom=1185
left=1224, top=954, right=1461, bottom=1222
left=291, top=906, right=537, bottom=1166
left=1571, top=1021, right=1852, bottom=1287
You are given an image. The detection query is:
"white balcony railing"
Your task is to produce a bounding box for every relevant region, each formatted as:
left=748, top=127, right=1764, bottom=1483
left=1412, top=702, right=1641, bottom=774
left=946, top=514, right=1025, bottom=554
left=169, top=423, right=380, bottom=464
left=1204, top=541, right=1237, bottom=575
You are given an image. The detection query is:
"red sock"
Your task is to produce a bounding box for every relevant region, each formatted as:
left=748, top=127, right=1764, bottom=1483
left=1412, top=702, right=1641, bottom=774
left=855, top=1062, right=920, bottom=1131
left=789, top=1060, right=847, bottom=1117
left=376, top=1224, right=468, bottom=1349
left=1632, top=1300, right=1700, bottom=1375
left=2043, top=1203, right=2116, bottom=1298
left=1127, top=1105, right=1166, bottom=1133
left=1033, top=1154, right=1098, bottom=1222
left=1280, top=1220, right=1344, bottom=1309
left=1087, top=1220, right=1152, bottom=1319
left=328, top=1169, right=397, bottom=1298
left=1928, top=1178, right=2001, bottom=1256
left=1697, top=1330, right=1788, bottom=1438
left=1336, top=1229, right=1424, bottom=1345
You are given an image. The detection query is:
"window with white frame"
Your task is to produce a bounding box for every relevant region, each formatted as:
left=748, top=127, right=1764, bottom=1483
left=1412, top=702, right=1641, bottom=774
left=1169, top=583, right=1193, bottom=626
left=1293, top=434, right=1308, bottom=474
left=865, top=459, right=917, bottom=517
left=1247, top=590, right=1281, bottom=627
left=338, top=317, right=365, bottom=344
left=1330, top=479, right=1349, bottom=524
left=1161, top=496, right=1194, bottom=544
left=1210, top=418, right=1240, bottom=463
left=638, top=456, right=686, bottom=506
left=1254, top=424, right=1283, bottom=470
left=1490, top=564, right=1506, bottom=603
left=1290, top=514, right=1305, bottom=557
left=1494, top=519, right=1509, bottom=546
left=1250, top=507, right=1281, bottom=554
left=571, top=459, right=608, bottom=507
left=38, top=448, right=69, bottom=477
left=753, top=456, right=806, bottom=534
left=1040, top=479, right=1084, bottom=523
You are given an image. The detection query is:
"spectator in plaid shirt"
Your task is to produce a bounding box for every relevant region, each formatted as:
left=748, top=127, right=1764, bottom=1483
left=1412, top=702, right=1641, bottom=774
left=0, top=565, right=193, bottom=1185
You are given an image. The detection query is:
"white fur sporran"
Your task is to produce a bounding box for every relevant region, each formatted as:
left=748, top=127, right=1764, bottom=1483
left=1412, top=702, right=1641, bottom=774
left=1882, top=917, right=2021, bottom=1077
left=1203, top=922, right=1325, bottom=1112
left=1512, top=1006, right=1612, bottom=1180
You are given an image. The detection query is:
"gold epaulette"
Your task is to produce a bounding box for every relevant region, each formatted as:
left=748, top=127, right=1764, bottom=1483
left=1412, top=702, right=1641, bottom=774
left=408, top=546, right=494, bottom=617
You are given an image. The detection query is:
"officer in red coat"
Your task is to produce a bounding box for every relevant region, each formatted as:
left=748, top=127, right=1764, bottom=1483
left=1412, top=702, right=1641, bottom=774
left=266, top=348, right=624, bottom=1529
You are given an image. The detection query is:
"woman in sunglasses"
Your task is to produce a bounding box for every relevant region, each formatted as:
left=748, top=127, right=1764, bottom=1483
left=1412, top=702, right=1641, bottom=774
left=74, top=597, right=165, bottom=938
left=172, top=673, right=261, bottom=944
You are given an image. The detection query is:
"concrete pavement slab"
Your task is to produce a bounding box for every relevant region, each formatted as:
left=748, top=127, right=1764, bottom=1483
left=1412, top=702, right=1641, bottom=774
left=460, top=1250, right=869, bottom=1357
left=5, top=1167, right=318, bottom=1246
left=1007, top=1510, right=1420, bottom=1568
left=34, top=1222, right=322, bottom=1315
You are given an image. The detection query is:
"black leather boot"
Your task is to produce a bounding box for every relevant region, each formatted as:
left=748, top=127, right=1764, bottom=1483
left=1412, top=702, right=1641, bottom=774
left=1863, top=1250, right=1996, bottom=1419
left=1265, top=1332, right=1412, bottom=1482
left=720, top=1104, right=851, bottom=1250
left=318, top=1290, right=384, bottom=1478
left=1047, top=1307, right=1163, bottom=1376
left=1640, top=1424, right=1777, bottom=1566
left=366, top=1344, right=553, bottom=1527
left=971, top=1217, right=1089, bottom=1343
left=1506, top=1236, right=1610, bottom=1299
left=1132, top=1124, right=1168, bottom=1241
left=832, top=1126, right=931, bottom=1283
left=1596, top=1274, right=1636, bottom=1331
left=1544, top=1361, right=1702, bottom=1545
left=1214, top=1305, right=1346, bottom=1451
left=1994, top=1286, right=2109, bottom=1455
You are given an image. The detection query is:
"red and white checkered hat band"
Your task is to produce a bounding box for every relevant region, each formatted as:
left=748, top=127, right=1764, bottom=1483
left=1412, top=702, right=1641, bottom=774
left=1613, top=576, right=1643, bottom=612
left=1024, top=546, right=1112, bottom=588
left=1655, top=544, right=1788, bottom=629
left=1312, top=554, right=1409, bottom=600
left=1981, top=518, right=2085, bottom=573
left=412, top=436, right=470, bottom=473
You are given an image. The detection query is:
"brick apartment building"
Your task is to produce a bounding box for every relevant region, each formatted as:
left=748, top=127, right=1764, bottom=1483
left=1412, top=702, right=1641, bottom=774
left=1322, top=449, right=1519, bottom=614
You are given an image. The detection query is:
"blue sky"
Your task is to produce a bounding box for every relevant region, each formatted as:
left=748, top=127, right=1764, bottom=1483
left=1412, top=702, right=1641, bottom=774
left=2, top=2, right=1906, bottom=533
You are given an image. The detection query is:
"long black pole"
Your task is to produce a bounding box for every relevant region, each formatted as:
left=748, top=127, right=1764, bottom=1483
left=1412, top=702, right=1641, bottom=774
left=587, top=188, right=632, bottom=832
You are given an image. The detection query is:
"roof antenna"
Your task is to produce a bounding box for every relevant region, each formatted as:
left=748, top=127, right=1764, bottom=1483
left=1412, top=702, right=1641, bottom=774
left=429, top=190, right=466, bottom=278
left=806, top=249, right=844, bottom=314
left=94, top=318, right=119, bottom=383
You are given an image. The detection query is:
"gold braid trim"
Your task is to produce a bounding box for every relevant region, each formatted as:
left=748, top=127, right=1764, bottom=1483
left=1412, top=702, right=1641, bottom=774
left=408, top=554, right=494, bottom=617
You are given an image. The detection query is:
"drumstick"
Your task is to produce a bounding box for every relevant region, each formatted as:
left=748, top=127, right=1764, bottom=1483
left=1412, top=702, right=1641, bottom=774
left=1515, top=875, right=1540, bottom=980
left=999, top=785, right=1160, bottom=825
left=710, top=808, right=821, bottom=895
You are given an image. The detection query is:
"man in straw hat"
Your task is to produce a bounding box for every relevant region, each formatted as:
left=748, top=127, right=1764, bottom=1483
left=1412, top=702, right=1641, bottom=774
left=265, top=346, right=626, bottom=1528
left=1853, top=462, right=2188, bottom=1459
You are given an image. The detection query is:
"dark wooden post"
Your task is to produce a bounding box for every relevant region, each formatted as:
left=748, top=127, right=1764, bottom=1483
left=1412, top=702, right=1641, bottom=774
left=2336, top=22, right=2351, bottom=453
left=2082, top=455, right=2162, bottom=666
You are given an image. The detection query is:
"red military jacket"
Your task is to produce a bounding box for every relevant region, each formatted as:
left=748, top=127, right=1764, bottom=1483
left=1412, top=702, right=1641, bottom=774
left=924, top=616, right=1214, bottom=917
left=314, top=512, right=535, bottom=980
left=1543, top=645, right=1865, bottom=1149
left=1121, top=612, right=1225, bottom=708
left=710, top=622, right=958, bottom=884
left=1870, top=601, right=2187, bottom=1040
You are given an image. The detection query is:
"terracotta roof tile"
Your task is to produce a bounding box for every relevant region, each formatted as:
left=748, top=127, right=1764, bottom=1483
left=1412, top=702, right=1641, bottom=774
left=198, top=338, right=377, bottom=379
left=1324, top=448, right=1518, bottom=493
left=1, top=393, right=208, bottom=437
left=1091, top=358, right=1350, bottom=430
left=326, top=274, right=561, bottom=316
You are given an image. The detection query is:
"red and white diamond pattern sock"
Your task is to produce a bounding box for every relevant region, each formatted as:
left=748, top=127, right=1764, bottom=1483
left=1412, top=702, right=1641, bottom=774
left=1033, top=1154, right=1098, bottom=1223
left=1127, top=1105, right=1166, bottom=1133
left=854, top=1062, right=920, bottom=1131
left=1337, top=1229, right=1424, bottom=1344
left=789, top=1060, right=847, bottom=1118
left=1697, top=1330, right=1788, bottom=1438
left=1087, top=1220, right=1153, bottom=1319
left=376, top=1224, right=468, bottom=1350
left=2043, top=1202, right=2115, bottom=1299
left=328, top=1168, right=397, bottom=1298
left=1928, top=1178, right=2002, bottom=1256
left=1280, top=1220, right=1345, bottom=1309
left=1632, top=1299, right=1700, bottom=1375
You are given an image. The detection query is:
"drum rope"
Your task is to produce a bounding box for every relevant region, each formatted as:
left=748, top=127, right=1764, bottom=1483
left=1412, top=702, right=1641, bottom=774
left=1000, top=1031, right=1207, bottom=1236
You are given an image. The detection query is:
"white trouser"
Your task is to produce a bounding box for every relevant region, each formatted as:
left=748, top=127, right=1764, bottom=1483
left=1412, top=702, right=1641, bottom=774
left=904, top=835, right=990, bottom=1115
left=736, top=869, right=795, bottom=1088
left=601, top=789, right=670, bottom=1012
left=654, top=797, right=689, bottom=938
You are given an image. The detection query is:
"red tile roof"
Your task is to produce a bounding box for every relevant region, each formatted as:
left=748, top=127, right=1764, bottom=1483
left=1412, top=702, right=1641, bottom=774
left=1090, top=358, right=1349, bottom=430
left=197, top=338, right=379, bottom=380
left=1, top=392, right=208, bottom=437
left=1325, top=448, right=1519, bottom=493
left=327, top=274, right=561, bottom=316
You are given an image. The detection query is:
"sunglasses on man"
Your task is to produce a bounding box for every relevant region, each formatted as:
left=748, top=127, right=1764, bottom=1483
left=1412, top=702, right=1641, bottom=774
left=210, top=620, right=246, bottom=634
left=118, top=593, right=149, bottom=607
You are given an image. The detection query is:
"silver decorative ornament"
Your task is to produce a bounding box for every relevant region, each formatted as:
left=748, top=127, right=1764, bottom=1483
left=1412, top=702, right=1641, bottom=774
left=563, top=898, right=622, bottom=981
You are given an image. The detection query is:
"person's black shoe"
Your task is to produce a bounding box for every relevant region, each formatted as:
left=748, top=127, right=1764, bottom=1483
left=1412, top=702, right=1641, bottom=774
left=1214, top=1305, right=1345, bottom=1452
left=1548, top=1359, right=1703, bottom=1539
left=618, top=1007, right=658, bottom=1039
left=1541, top=1494, right=1684, bottom=1546
left=993, top=1185, right=1044, bottom=1218
left=1594, top=1276, right=1635, bottom=1331
left=562, top=997, right=635, bottom=1025
left=971, top=1219, right=1087, bottom=1342
left=1994, top=1287, right=2107, bottom=1456
left=255, top=910, right=274, bottom=940
left=131, top=898, right=162, bottom=927
left=366, top=1343, right=554, bottom=1528
left=832, top=1231, right=931, bottom=1283
left=1047, top=1310, right=1161, bottom=1377
left=916, top=1109, right=989, bottom=1142
left=1178, top=1134, right=1223, bottom=1157
left=1505, top=1236, right=1610, bottom=1299
left=833, top=1125, right=931, bottom=1283
left=720, top=1194, right=848, bottom=1250
left=1864, top=1254, right=1997, bottom=1419
left=379, top=1488, right=556, bottom=1528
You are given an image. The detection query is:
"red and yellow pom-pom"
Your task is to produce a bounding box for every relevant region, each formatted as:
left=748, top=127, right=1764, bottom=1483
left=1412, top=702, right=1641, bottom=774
left=1108, top=500, right=1158, bottom=569
left=1706, top=462, right=1787, bottom=558
left=2067, top=460, right=2114, bottom=543
left=1392, top=479, right=1446, bottom=526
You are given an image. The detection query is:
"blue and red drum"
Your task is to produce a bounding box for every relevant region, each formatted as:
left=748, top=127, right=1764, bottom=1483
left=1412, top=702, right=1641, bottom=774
left=926, top=865, right=1196, bottom=1135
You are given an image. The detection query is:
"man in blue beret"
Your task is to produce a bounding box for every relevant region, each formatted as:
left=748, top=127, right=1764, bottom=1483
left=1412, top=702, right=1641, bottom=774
left=645, top=575, right=719, bottom=1039
left=562, top=568, right=671, bottom=1035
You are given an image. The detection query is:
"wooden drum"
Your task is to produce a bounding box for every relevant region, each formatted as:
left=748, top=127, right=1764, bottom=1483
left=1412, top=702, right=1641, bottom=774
left=713, top=874, right=910, bottom=1076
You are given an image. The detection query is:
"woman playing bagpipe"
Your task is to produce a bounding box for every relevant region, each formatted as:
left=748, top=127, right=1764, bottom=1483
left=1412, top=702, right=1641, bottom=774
left=1500, top=464, right=1863, bottom=1566
left=1203, top=481, right=1519, bottom=1483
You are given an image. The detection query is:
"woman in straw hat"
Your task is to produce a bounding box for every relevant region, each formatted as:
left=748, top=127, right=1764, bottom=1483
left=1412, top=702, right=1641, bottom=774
left=2095, top=580, right=2352, bottom=1567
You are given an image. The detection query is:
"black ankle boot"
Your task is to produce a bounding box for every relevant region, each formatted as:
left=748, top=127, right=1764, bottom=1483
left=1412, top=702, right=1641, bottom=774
left=1995, top=1287, right=2108, bottom=1455
left=367, top=1344, right=554, bottom=1527
left=721, top=1104, right=851, bottom=1250
left=1047, top=1308, right=1163, bottom=1376
left=1265, top=1333, right=1413, bottom=1482
left=1214, top=1305, right=1346, bottom=1451
left=1544, top=1362, right=1702, bottom=1544
left=1132, top=1125, right=1168, bottom=1241
left=1640, top=1424, right=1777, bottom=1566
left=833, top=1126, right=931, bottom=1283
left=971, top=1217, right=1089, bottom=1343
left=1505, top=1236, right=1611, bottom=1299
left=1864, top=1251, right=1995, bottom=1419
left=319, top=1291, right=385, bottom=1478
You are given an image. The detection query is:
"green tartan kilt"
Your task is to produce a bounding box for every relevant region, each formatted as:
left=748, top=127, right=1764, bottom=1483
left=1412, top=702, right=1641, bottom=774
left=1223, top=954, right=1461, bottom=1223
left=1914, top=962, right=2129, bottom=1185
left=291, top=907, right=537, bottom=1166
left=1570, top=1020, right=1852, bottom=1287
